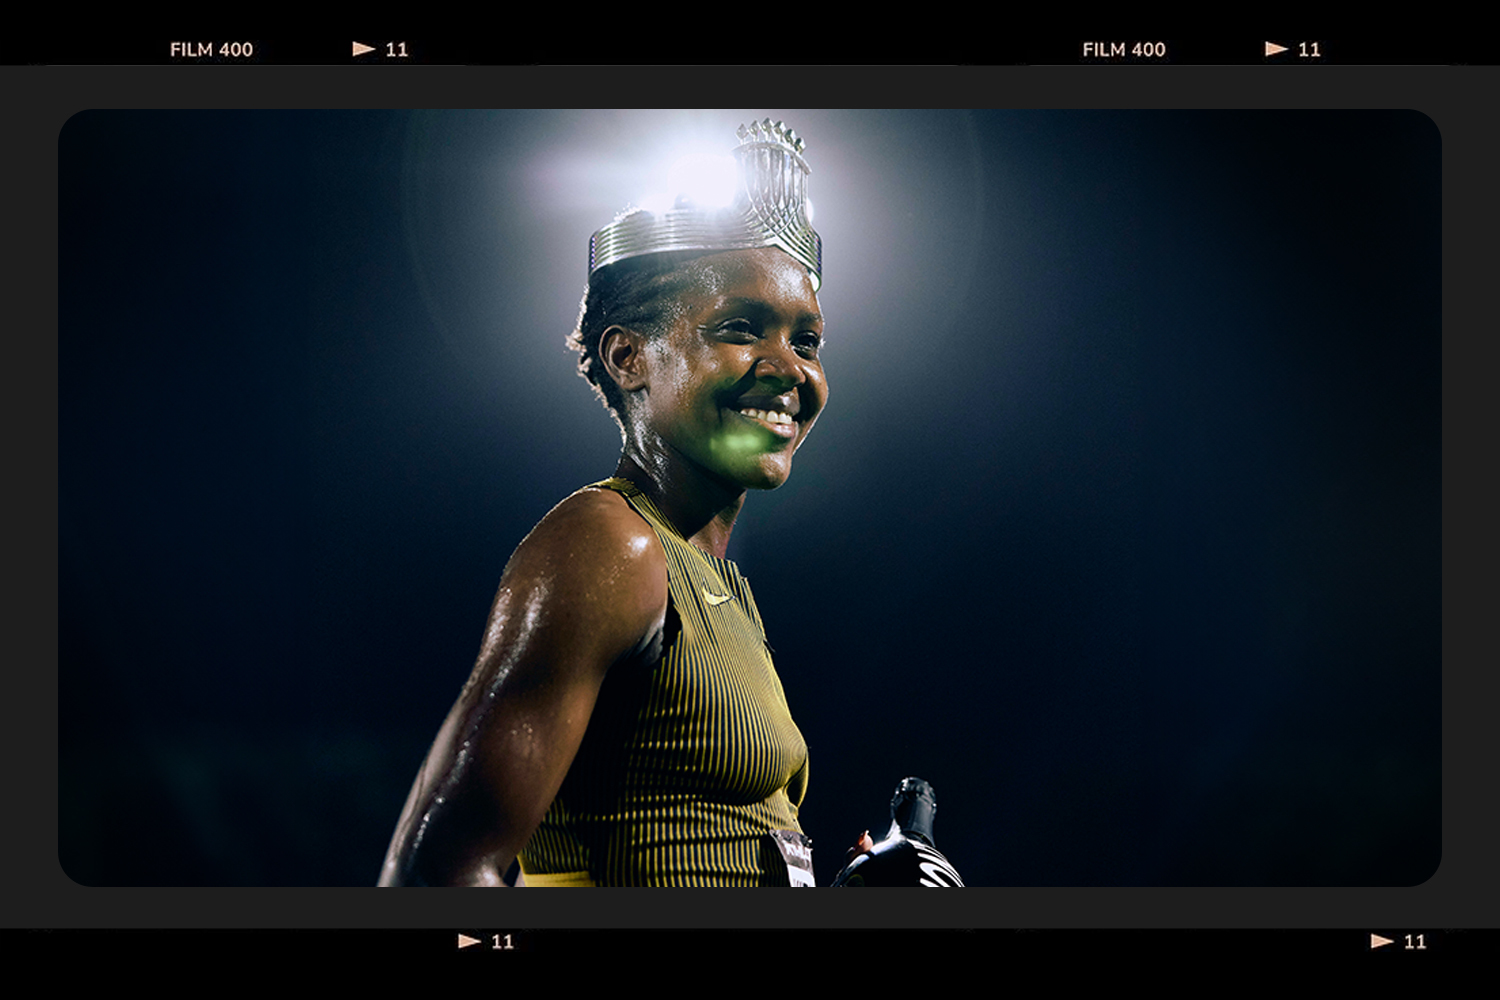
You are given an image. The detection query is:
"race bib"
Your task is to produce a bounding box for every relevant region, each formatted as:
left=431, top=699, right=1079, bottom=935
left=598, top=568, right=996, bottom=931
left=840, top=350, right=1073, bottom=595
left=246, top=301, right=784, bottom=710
left=770, top=829, right=816, bottom=887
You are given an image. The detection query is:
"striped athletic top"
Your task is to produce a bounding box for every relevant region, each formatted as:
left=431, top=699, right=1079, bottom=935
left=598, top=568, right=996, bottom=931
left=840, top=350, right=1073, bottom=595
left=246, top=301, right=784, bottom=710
left=517, top=478, right=809, bottom=886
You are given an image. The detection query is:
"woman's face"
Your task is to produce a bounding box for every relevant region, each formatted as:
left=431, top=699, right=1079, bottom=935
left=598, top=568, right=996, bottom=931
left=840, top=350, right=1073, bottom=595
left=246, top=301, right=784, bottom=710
left=628, top=247, right=828, bottom=491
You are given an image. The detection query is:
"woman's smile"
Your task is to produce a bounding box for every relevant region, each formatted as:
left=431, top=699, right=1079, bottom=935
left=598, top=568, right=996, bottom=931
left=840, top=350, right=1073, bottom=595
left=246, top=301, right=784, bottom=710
left=728, top=391, right=800, bottom=437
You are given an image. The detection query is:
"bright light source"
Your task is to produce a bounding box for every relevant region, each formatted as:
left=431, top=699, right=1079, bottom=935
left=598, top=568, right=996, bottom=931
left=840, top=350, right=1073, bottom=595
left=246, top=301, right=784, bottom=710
left=665, top=151, right=739, bottom=210
left=626, top=138, right=743, bottom=216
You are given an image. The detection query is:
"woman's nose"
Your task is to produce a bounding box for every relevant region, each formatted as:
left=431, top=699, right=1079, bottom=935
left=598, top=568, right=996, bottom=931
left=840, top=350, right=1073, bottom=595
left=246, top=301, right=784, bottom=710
left=754, top=340, right=807, bottom=386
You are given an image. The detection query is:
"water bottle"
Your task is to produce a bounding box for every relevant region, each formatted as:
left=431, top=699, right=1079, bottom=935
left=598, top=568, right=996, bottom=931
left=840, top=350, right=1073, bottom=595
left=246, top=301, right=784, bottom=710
left=830, top=776, right=964, bottom=887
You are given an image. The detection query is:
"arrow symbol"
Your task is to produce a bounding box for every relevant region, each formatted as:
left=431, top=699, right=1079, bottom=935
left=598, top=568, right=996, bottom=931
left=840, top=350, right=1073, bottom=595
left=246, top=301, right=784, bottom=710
left=352, top=41, right=376, bottom=57
left=1265, top=41, right=1289, bottom=56
left=458, top=933, right=481, bottom=949
left=1370, top=933, right=1394, bottom=949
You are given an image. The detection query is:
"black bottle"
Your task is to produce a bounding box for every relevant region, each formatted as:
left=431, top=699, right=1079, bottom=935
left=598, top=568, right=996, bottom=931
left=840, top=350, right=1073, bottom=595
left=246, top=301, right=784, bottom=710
left=830, top=777, right=964, bottom=886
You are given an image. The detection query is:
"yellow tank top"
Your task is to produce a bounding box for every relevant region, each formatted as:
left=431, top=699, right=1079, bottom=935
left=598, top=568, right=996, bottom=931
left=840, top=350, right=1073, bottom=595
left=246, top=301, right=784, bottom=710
left=518, top=478, right=809, bottom=886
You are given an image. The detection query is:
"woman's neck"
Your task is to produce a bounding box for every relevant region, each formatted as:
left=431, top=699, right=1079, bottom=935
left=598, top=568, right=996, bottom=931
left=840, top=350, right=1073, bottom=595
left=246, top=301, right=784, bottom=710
left=613, top=452, right=745, bottom=559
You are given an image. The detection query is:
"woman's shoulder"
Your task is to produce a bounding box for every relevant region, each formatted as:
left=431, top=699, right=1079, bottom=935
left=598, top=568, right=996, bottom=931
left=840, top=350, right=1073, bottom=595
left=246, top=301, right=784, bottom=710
left=526, top=484, right=659, bottom=555
left=500, top=486, right=668, bottom=630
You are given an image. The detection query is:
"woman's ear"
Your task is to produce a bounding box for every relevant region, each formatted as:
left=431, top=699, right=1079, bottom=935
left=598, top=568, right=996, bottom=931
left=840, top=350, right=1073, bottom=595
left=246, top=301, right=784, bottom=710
left=601, top=326, right=650, bottom=393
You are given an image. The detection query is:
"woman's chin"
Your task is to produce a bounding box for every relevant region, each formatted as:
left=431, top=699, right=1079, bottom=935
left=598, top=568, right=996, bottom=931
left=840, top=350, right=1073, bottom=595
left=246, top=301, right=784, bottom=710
left=744, top=459, right=795, bottom=491
left=711, top=457, right=793, bottom=492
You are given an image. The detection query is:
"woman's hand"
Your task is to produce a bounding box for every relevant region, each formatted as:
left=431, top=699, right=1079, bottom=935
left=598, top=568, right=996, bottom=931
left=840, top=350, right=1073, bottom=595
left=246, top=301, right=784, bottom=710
left=377, top=488, right=667, bottom=886
left=846, top=830, right=875, bottom=861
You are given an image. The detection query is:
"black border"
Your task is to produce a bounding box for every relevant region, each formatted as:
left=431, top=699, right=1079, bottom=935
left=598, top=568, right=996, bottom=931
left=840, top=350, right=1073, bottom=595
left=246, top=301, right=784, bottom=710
left=18, top=63, right=1495, bottom=929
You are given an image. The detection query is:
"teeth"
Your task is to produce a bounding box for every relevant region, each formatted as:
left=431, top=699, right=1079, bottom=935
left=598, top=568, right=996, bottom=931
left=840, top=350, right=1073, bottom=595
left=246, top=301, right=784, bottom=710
left=738, top=408, right=794, bottom=425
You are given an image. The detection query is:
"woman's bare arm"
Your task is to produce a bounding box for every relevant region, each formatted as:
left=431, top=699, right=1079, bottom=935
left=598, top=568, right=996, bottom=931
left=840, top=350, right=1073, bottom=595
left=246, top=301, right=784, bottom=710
left=378, top=489, right=666, bottom=886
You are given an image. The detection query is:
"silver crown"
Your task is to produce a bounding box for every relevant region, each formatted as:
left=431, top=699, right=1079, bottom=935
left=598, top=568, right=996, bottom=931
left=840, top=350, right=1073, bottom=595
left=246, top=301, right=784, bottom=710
left=588, top=119, right=822, bottom=289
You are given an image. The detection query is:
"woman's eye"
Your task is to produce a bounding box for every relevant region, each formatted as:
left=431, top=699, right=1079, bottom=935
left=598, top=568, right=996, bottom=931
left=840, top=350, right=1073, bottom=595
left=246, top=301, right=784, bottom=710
left=794, top=334, right=822, bottom=357
left=717, top=321, right=756, bottom=341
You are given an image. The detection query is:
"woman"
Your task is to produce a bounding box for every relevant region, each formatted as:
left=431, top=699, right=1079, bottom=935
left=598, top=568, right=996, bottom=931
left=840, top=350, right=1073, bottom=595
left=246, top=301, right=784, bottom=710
left=378, top=120, right=827, bottom=886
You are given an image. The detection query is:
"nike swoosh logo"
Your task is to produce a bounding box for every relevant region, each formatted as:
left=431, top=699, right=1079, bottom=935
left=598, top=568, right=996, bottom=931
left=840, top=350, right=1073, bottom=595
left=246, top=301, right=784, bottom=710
left=704, top=591, right=733, bottom=606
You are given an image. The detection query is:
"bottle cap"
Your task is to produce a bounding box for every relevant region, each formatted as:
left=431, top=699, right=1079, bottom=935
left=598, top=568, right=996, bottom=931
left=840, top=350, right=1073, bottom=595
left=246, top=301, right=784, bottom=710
left=891, top=776, right=938, bottom=846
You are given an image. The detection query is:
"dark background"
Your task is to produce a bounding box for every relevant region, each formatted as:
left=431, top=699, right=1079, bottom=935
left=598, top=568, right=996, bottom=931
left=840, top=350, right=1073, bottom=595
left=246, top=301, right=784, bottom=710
left=59, top=109, right=1439, bottom=887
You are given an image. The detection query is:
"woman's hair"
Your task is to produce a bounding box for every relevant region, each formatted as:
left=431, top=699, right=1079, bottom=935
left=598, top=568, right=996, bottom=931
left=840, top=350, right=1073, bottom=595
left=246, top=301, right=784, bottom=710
left=566, top=250, right=708, bottom=429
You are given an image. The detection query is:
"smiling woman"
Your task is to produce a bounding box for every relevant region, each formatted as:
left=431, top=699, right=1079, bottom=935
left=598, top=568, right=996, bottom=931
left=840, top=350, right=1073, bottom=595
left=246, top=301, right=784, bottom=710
left=378, top=121, right=827, bottom=887
left=605, top=248, right=826, bottom=493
